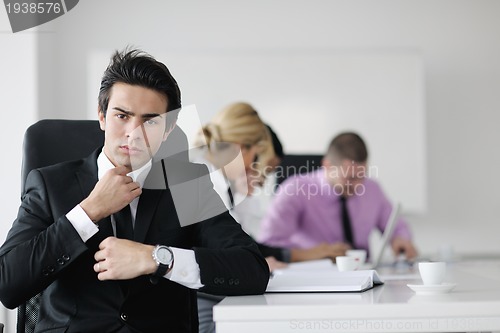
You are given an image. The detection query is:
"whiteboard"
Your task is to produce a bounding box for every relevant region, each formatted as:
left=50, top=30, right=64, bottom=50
left=88, top=51, right=426, bottom=213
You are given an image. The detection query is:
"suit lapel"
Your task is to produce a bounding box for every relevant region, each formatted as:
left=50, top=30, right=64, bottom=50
left=134, top=189, right=163, bottom=243
left=75, top=149, right=100, bottom=200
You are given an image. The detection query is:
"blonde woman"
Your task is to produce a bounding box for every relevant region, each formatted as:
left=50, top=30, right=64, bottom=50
left=194, top=102, right=274, bottom=207
left=196, top=102, right=349, bottom=333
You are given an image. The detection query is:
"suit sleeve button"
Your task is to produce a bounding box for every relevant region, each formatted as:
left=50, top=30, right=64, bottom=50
left=62, top=254, right=70, bottom=261
left=57, top=258, right=65, bottom=265
left=120, top=313, right=128, bottom=321
left=47, top=266, right=55, bottom=273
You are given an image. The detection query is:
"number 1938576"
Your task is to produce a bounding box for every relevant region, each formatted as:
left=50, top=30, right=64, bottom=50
left=6, top=2, right=61, bottom=14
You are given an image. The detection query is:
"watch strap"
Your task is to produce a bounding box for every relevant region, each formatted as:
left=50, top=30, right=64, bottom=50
left=154, top=262, right=169, bottom=277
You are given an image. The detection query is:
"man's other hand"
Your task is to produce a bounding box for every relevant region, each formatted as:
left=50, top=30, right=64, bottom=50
left=94, top=237, right=156, bottom=280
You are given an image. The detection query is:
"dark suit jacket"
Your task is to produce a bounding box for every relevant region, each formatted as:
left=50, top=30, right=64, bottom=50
left=0, top=149, right=269, bottom=333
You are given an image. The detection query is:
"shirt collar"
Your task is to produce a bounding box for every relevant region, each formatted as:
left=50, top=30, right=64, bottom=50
left=97, top=149, right=152, bottom=188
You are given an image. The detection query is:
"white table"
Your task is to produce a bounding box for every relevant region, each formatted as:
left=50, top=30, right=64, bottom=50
left=214, top=260, right=500, bottom=332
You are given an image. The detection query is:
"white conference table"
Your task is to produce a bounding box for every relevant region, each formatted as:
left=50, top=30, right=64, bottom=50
left=214, top=260, right=500, bottom=333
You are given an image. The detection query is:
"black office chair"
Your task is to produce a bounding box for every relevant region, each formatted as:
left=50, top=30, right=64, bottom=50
left=18, top=119, right=105, bottom=333
left=18, top=119, right=188, bottom=332
left=275, top=154, right=323, bottom=185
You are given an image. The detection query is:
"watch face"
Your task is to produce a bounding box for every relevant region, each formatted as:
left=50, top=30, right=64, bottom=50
left=157, top=247, right=172, bottom=264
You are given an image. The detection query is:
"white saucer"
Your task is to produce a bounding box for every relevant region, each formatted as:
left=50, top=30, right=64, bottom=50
left=407, top=283, right=457, bottom=295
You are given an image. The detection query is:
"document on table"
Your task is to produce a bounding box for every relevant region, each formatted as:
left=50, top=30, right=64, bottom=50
left=266, top=259, right=384, bottom=293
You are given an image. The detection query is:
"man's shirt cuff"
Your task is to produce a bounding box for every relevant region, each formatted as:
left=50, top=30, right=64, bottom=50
left=166, top=247, right=204, bottom=289
left=66, top=205, right=99, bottom=242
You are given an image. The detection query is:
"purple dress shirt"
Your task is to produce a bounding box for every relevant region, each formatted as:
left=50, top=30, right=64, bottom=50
left=258, top=169, right=412, bottom=253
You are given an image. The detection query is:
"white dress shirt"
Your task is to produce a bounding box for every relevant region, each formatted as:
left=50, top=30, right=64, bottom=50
left=192, top=152, right=273, bottom=239
left=66, top=149, right=203, bottom=289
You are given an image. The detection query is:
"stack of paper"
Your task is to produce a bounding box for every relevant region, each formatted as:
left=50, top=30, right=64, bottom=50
left=266, top=259, right=383, bottom=293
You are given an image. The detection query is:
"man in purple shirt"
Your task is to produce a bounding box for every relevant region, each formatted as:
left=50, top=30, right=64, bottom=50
left=259, top=132, right=417, bottom=260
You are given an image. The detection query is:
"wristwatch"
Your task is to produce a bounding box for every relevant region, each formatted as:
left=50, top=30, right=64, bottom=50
left=152, top=245, right=174, bottom=277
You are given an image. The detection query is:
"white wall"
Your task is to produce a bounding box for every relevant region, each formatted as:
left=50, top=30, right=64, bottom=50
left=1, top=0, right=500, bottom=330
left=36, top=0, right=500, bottom=256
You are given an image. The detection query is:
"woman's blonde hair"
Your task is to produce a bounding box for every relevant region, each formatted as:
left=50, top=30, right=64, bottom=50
left=197, top=102, right=275, bottom=176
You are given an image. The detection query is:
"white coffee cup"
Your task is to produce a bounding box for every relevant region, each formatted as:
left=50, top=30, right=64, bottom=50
left=336, top=256, right=358, bottom=272
left=346, top=249, right=367, bottom=269
left=418, top=261, right=446, bottom=285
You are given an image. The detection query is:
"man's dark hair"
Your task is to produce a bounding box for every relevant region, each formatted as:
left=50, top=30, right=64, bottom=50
left=98, top=48, right=181, bottom=116
left=326, top=132, right=368, bottom=163
left=266, top=124, right=284, bottom=159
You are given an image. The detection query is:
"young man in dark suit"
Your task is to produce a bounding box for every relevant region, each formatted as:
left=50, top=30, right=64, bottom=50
left=0, top=48, right=269, bottom=333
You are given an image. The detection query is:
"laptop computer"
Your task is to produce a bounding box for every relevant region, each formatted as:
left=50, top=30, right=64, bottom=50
left=361, top=202, right=401, bottom=270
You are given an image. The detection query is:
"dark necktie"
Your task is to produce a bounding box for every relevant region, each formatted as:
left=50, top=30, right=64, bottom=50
left=227, top=187, right=235, bottom=210
left=114, top=204, right=134, bottom=240
left=339, top=196, right=354, bottom=246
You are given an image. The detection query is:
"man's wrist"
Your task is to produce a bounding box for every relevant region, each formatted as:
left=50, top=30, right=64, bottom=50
left=144, top=245, right=157, bottom=275
left=80, top=199, right=102, bottom=223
